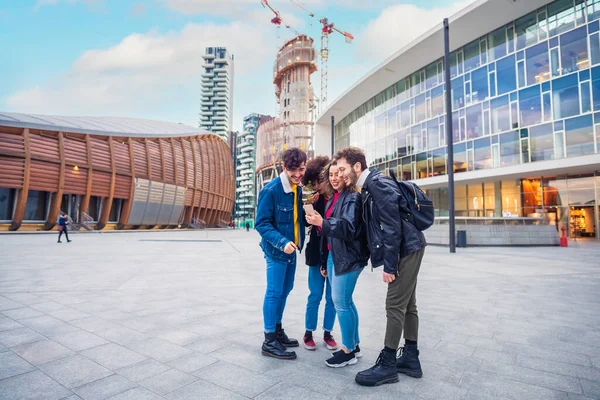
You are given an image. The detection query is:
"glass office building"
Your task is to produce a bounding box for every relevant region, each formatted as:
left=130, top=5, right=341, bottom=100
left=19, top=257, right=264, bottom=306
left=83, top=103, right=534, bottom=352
left=316, top=0, right=600, bottom=240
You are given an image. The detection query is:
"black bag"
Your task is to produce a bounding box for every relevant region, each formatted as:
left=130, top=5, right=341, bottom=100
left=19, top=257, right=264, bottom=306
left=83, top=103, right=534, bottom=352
left=388, top=169, right=435, bottom=231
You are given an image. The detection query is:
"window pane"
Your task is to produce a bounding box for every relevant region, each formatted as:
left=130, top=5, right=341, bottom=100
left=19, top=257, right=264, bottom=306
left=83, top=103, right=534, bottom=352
left=560, top=27, right=589, bottom=74
left=400, top=101, right=410, bottom=127
left=467, top=104, right=483, bottom=139
left=526, top=42, right=550, bottom=85
left=517, top=61, right=526, bottom=88
left=431, top=85, right=444, bottom=116
left=491, top=95, right=510, bottom=133
left=432, top=148, right=446, bottom=176
left=490, top=71, right=497, bottom=97
left=474, top=137, right=492, bottom=170
left=500, top=130, right=521, bottom=166
left=497, top=55, right=516, bottom=95
left=452, top=76, right=465, bottom=109
left=552, top=73, right=580, bottom=119
left=488, top=27, right=507, bottom=61
left=581, top=81, right=592, bottom=113
left=427, top=119, right=439, bottom=150
left=401, top=157, right=412, bottom=180
left=543, top=92, right=553, bottom=120
left=453, top=143, right=467, bottom=173
left=426, top=62, right=440, bottom=89
left=0, top=188, right=15, bottom=220
left=464, top=41, right=480, bottom=72
left=589, top=0, right=600, bottom=22
left=529, top=123, right=555, bottom=161
left=551, top=47, right=561, bottom=77
left=516, top=12, right=538, bottom=50
left=565, top=114, right=595, bottom=156
left=548, top=0, right=576, bottom=37
left=591, top=33, right=600, bottom=66
left=23, top=190, right=47, bottom=221
left=519, top=85, right=542, bottom=127
left=415, top=93, right=426, bottom=123
left=593, top=65, right=600, bottom=109
left=471, top=66, right=488, bottom=103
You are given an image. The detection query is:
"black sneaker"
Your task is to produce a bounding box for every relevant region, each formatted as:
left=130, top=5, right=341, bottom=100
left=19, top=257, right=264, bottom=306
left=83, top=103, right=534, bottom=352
left=325, top=350, right=357, bottom=368
left=332, top=345, right=362, bottom=358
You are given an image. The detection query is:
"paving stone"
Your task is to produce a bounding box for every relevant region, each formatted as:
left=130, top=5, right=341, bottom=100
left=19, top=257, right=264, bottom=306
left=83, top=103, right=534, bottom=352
left=138, top=368, right=197, bottom=396
left=105, top=387, right=163, bottom=400
left=39, top=355, right=113, bottom=389
left=255, top=383, right=330, bottom=400
left=0, top=351, right=36, bottom=380
left=73, top=374, right=137, bottom=400
left=434, top=342, right=476, bottom=357
left=146, top=327, right=202, bottom=346
left=465, top=336, right=505, bottom=351
left=167, top=352, right=218, bottom=373
left=0, top=327, right=46, bottom=347
left=472, top=348, right=517, bottom=366
left=11, top=339, right=75, bottom=365
left=517, top=355, right=600, bottom=382
left=2, top=293, right=44, bottom=306
left=479, top=360, right=583, bottom=394
left=0, top=316, right=23, bottom=332
left=1, top=307, right=45, bottom=320
left=69, top=317, right=119, bottom=333
left=50, top=330, right=110, bottom=352
left=184, top=338, right=227, bottom=355
left=116, top=359, right=171, bottom=382
left=503, top=342, right=592, bottom=367
left=80, top=343, right=147, bottom=370
left=580, top=378, right=600, bottom=399
left=128, top=338, right=194, bottom=363
left=0, top=296, right=22, bottom=311
left=95, top=326, right=148, bottom=346
left=18, top=315, right=79, bottom=336
left=193, top=360, right=278, bottom=397
left=30, top=301, right=68, bottom=313
left=46, top=308, right=92, bottom=322
left=163, top=379, right=247, bottom=400
left=0, top=370, right=72, bottom=400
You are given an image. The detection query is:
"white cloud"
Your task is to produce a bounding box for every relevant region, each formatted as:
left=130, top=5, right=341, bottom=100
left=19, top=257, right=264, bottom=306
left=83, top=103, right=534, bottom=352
left=355, top=0, right=476, bottom=61
left=4, top=20, right=281, bottom=130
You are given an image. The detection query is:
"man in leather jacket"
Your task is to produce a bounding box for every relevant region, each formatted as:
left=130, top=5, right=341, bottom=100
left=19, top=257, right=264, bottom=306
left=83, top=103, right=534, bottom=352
left=333, top=147, right=426, bottom=387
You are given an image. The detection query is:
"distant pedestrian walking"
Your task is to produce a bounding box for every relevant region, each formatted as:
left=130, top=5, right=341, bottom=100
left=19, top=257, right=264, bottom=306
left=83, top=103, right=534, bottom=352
left=246, top=222, right=250, bottom=232
left=57, top=212, right=71, bottom=243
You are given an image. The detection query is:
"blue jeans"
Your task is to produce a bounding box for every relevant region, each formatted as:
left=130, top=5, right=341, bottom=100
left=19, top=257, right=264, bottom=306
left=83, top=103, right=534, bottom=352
left=305, top=266, right=336, bottom=332
left=263, top=254, right=297, bottom=333
left=327, top=253, right=361, bottom=351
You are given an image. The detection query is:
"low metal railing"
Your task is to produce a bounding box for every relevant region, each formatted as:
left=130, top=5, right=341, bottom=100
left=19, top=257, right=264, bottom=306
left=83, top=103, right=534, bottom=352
left=433, top=216, right=548, bottom=226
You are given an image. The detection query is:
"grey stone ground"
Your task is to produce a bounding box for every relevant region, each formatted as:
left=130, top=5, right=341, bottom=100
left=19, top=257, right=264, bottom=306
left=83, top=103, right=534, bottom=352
left=0, top=229, right=599, bottom=400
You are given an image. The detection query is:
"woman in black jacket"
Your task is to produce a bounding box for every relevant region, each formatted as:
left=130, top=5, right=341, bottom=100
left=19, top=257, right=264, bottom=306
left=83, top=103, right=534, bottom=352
left=302, top=156, right=338, bottom=352
left=306, top=162, right=368, bottom=368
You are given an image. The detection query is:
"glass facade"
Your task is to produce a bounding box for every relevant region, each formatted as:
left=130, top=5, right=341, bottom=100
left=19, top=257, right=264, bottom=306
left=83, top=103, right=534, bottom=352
left=335, top=0, right=600, bottom=179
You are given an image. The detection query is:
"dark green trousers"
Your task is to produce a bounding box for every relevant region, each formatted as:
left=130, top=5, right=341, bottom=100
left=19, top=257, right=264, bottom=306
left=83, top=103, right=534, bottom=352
left=384, top=248, right=425, bottom=350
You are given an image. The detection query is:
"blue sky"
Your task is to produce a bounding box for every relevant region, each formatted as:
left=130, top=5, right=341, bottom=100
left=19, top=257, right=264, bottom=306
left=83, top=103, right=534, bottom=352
left=0, top=0, right=472, bottom=131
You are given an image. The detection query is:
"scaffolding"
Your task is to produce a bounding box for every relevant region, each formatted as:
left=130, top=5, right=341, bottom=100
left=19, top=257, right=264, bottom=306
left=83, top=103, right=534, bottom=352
left=256, top=34, right=317, bottom=189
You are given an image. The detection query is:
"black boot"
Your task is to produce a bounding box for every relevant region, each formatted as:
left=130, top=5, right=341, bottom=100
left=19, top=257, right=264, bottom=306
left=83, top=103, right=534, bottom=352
left=262, top=332, right=296, bottom=360
left=355, top=348, right=399, bottom=387
left=276, top=323, right=299, bottom=347
left=396, top=343, right=423, bottom=378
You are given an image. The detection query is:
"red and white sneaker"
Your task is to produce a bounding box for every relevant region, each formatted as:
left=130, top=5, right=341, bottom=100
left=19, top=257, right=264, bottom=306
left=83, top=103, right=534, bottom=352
left=303, top=335, right=317, bottom=350
left=323, top=333, right=338, bottom=350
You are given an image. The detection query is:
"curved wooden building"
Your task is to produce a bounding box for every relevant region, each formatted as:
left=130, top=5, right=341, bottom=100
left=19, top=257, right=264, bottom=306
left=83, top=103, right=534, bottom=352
left=0, top=112, right=235, bottom=231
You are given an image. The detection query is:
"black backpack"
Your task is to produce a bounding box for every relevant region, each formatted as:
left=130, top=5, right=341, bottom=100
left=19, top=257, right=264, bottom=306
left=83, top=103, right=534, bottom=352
left=388, top=169, right=435, bottom=231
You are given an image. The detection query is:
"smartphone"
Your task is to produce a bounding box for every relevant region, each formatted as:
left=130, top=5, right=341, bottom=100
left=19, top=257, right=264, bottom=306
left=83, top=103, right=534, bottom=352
left=303, top=204, right=315, bottom=214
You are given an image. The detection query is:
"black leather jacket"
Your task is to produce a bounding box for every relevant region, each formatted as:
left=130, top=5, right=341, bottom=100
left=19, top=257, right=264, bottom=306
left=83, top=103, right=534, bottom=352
left=305, top=196, right=326, bottom=267
left=361, top=170, right=426, bottom=275
left=320, top=189, right=369, bottom=276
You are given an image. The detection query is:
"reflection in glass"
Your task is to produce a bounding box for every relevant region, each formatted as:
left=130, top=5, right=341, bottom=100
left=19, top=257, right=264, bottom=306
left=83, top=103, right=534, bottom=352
left=471, top=66, right=488, bottom=103
left=589, top=0, right=600, bottom=22
left=452, top=76, right=464, bottom=110
left=516, top=12, right=538, bottom=50
left=581, top=81, right=592, bottom=113
left=464, top=41, right=480, bottom=72
left=453, top=143, right=467, bottom=173
left=431, top=85, right=444, bottom=117
left=500, top=131, right=520, bottom=166
left=560, top=27, right=589, bottom=74
left=519, top=85, right=542, bottom=127
left=427, top=119, right=439, bottom=150
left=526, top=42, right=550, bottom=85
left=0, top=188, right=15, bottom=220
left=432, top=148, right=446, bottom=176
left=548, top=0, right=576, bottom=37
left=401, top=157, right=412, bottom=181
left=474, top=137, right=492, bottom=170
left=416, top=152, right=428, bottom=179
left=491, top=95, right=510, bottom=134
left=591, top=32, right=600, bottom=66
left=24, top=190, right=47, bottom=221
left=497, top=55, right=516, bottom=95
left=415, top=94, right=426, bottom=123
left=529, top=123, right=555, bottom=161
left=565, top=114, right=595, bottom=156
left=466, top=104, right=483, bottom=139
left=552, top=73, right=580, bottom=119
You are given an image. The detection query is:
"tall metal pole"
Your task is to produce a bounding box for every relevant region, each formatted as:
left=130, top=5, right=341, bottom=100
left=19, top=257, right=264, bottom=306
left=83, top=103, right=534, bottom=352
left=331, top=116, right=335, bottom=157
left=444, top=18, right=456, bottom=253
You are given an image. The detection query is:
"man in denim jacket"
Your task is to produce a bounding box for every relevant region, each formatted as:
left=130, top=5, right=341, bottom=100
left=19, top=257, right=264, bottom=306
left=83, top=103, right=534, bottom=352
left=255, top=148, right=307, bottom=360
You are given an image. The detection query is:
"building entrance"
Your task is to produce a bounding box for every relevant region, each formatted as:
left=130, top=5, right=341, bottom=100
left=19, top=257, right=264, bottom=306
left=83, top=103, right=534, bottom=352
left=569, top=206, right=597, bottom=239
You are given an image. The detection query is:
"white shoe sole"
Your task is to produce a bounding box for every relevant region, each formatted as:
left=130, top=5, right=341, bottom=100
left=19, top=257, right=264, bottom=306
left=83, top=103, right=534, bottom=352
left=325, top=343, right=338, bottom=350
left=325, top=357, right=358, bottom=368
left=304, top=344, right=317, bottom=351
left=354, top=351, right=363, bottom=358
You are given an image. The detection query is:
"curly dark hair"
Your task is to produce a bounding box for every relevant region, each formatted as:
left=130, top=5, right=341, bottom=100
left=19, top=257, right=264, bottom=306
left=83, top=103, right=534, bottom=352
left=281, top=148, right=307, bottom=170
left=302, top=156, right=330, bottom=186
left=333, top=146, right=367, bottom=171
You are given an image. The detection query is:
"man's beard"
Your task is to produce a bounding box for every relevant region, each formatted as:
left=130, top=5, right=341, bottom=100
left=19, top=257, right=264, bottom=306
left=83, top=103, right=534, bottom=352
left=346, top=169, right=358, bottom=186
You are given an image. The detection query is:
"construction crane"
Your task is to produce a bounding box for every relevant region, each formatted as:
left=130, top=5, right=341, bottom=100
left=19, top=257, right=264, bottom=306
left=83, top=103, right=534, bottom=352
left=261, top=0, right=354, bottom=111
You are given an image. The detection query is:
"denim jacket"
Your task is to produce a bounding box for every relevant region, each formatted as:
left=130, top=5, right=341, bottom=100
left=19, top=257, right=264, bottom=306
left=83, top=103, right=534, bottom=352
left=255, top=172, right=306, bottom=264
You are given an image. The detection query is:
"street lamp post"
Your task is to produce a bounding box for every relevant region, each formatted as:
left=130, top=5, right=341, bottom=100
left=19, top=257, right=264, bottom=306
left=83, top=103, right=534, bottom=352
left=444, top=18, right=456, bottom=253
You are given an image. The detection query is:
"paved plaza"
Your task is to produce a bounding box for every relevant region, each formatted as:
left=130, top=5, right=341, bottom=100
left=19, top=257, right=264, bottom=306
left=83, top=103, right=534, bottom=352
left=0, top=229, right=599, bottom=400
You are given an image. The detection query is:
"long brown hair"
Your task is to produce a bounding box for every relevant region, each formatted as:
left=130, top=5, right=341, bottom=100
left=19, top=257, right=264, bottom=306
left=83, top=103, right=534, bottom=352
left=320, top=161, right=357, bottom=197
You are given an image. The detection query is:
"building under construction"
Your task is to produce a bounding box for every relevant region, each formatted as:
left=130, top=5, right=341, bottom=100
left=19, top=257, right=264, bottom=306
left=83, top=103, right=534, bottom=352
left=256, top=34, right=317, bottom=189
